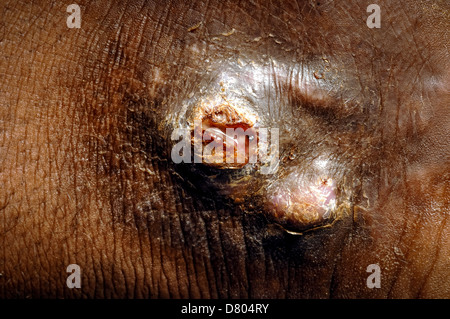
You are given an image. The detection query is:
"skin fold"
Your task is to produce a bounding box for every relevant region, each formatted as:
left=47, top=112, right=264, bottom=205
left=0, top=0, right=449, bottom=298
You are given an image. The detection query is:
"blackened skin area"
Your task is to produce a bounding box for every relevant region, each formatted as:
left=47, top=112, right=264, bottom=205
left=0, top=0, right=449, bottom=298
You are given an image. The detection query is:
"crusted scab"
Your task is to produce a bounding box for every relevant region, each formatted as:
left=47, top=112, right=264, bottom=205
left=192, top=97, right=258, bottom=128
left=190, top=97, right=259, bottom=169
left=203, top=103, right=254, bottom=129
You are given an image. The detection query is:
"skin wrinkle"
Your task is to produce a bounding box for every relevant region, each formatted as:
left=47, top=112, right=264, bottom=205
left=413, top=173, right=449, bottom=297
left=175, top=187, right=194, bottom=298
left=72, top=0, right=115, bottom=297
left=192, top=211, right=207, bottom=298
left=241, top=219, right=253, bottom=297
left=42, top=20, right=64, bottom=297
left=391, top=168, right=448, bottom=297
left=193, top=210, right=211, bottom=298
left=0, top=0, right=449, bottom=298
left=2, top=1, right=58, bottom=300
left=194, top=232, right=209, bottom=298
left=242, top=214, right=267, bottom=297
left=405, top=216, right=442, bottom=298
left=417, top=213, right=448, bottom=297
left=171, top=174, right=191, bottom=298
left=218, top=210, right=237, bottom=298
left=207, top=208, right=226, bottom=298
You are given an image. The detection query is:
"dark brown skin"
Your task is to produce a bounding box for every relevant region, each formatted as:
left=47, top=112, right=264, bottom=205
left=0, top=0, right=449, bottom=298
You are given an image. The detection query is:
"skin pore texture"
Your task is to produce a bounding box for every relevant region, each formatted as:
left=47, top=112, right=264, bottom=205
left=0, top=0, right=449, bottom=298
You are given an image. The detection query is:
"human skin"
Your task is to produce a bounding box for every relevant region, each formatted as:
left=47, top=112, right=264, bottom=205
left=0, top=0, right=448, bottom=298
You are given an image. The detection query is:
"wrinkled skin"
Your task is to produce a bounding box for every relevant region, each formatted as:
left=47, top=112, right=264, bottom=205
left=0, top=0, right=449, bottom=298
